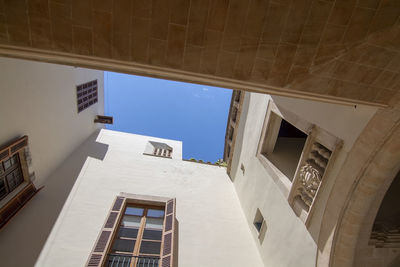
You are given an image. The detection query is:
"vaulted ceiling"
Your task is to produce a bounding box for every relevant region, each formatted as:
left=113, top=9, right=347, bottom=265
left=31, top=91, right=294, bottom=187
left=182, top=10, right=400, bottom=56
left=0, top=0, right=400, bottom=106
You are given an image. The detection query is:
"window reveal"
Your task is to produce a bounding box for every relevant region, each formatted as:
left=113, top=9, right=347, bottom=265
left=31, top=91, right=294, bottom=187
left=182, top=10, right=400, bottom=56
left=260, top=113, right=308, bottom=181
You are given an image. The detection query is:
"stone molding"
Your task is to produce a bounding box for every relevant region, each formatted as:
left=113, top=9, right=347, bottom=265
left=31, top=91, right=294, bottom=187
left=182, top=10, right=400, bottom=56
left=317, top=91, right=400, bottom=267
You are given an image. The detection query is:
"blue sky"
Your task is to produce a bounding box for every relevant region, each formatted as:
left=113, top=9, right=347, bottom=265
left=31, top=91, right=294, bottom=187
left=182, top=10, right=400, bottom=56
left=104, top=72, right=232, bottom=162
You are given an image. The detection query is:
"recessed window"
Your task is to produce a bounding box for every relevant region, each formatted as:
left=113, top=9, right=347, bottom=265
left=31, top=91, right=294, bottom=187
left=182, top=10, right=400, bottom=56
left=253, top=209, right=264, bottom=233
left=231, top=107, right=238, bottom=123
left=144, top=141, right=173, bottom=158
left=76, top=80, right=98, bottom=113
left=253, top=209, right=267, bottom=242
left=228, top=126, right=234, bottom=141
left=94, top=115, right=113, bottom=124
left=234, top=90, right=241, bottom=102
left=260, top=112, right=307, bottom=181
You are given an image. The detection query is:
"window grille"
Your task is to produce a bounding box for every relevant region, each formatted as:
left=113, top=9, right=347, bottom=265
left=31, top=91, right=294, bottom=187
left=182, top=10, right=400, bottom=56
left=77, top=80, right=98, bottom=113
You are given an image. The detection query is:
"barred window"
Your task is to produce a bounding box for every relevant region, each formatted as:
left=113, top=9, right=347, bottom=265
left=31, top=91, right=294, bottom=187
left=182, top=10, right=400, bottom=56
left=77, top=80, right=98, bottom=113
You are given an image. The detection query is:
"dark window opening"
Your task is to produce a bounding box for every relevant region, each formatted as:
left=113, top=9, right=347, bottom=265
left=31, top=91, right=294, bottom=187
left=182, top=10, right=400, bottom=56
left=76, top=80, right=98, bottom=113
left=234, top=90, right=241, bottom=102
left=232, top=107, right=238, bottom=123
left=228, top=126, right=234, bottom=141
left=263, top=116, right=307, bottom=181
left=253, top=209, right=264, bottom=233
left=370, top=171, right=400, bottom=248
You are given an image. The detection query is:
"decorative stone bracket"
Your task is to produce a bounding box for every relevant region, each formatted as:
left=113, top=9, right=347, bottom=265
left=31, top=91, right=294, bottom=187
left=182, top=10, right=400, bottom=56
left=288, top=127, right=342, bottom=226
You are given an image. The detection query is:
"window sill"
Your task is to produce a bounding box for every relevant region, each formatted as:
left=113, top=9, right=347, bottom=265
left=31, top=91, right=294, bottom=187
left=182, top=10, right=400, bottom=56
left=257, top=153, right=292, bottom=198
left=0, top=181, right=29, bottom=209
left=143, top=153, right=172, bottom=159
left=0, top=182, right=37, bottom=228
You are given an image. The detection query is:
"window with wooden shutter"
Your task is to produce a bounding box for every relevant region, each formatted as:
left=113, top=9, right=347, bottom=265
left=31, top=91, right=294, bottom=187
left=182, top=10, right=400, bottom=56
left=161, top=199, right=176, bottom=267
left=87, top=196, right=126, bottom=267
left=87, top=196, right=177, bottom=267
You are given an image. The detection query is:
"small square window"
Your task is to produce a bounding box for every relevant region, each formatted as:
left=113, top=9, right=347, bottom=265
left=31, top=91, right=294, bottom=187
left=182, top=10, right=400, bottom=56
left=143, top=141, right=173, bottom=158
left=253, top=209, right=264, bottom=233
left=253, top=209, right=267, bottom=242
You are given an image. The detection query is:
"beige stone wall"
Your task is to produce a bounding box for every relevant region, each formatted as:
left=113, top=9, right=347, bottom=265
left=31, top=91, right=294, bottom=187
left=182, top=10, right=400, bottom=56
left=319, top=98, right=400, bottom=267
left=0, top=0, right=399, bottom=105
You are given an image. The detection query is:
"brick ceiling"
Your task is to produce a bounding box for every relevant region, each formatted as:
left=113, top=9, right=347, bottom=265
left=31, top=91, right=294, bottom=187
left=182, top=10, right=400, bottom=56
left=0, top=0, right=400, bottom=105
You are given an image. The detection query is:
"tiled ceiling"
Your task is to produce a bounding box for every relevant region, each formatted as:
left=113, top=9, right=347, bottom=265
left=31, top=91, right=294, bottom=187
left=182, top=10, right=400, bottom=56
left=0, top=0, right=399, bottom=105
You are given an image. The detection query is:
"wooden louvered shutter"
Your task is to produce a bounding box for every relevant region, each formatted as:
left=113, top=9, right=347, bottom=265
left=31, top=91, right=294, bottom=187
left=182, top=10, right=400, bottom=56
left=161, top=198, right=176, bottom=267
left=87, top=196, right=125, bottom=267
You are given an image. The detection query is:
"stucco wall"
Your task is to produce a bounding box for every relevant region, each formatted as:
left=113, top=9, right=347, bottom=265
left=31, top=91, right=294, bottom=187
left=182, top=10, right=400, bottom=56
left=230, top=92, right=377, bottom=267
left=36, top=129, right=263, bottom=267
left=0, top=57, right=104, bottom=266
left=0, top=56, right=104, bottom=186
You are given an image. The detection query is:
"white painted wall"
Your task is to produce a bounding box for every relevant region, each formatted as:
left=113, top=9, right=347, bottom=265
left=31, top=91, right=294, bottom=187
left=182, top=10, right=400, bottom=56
left=36, top=129, right=263, bottom=267
left=230, top=92, right=377, bottom=267
left=0, top=57, right=104, bottom=186
left=0, top=57, right=104, bottom=266
left=271, top=95, right=377, bottom=151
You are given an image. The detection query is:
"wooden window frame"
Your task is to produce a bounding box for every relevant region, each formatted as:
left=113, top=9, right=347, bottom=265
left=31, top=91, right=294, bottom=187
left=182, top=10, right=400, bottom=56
left=87, top=194, right=177, bottom=267
left=0, top=153, right=23, bottom=200
left=108, top=204, right=165, bottom=263
left=0, top=136, right=37, bottom=228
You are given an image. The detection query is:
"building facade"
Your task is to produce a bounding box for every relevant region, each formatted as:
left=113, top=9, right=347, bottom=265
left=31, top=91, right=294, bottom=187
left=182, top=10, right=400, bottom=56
left=225, top=91, right=400, bottom=267
left=35, top=129, right=263, bottom=267
left=0, top=54, right=399, bottom=267
left=0, top=57, right=105, bottom=266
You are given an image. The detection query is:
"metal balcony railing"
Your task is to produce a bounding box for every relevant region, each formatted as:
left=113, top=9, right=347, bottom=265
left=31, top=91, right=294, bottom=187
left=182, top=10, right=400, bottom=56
left=107, top=254, right=160, bottom=267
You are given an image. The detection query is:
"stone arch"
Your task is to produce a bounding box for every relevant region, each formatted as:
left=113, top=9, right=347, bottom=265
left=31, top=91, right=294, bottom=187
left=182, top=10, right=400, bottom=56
left=332, top=125, right=400, bottom=266
left=317, top=115, right=400, bottom=266
left=353, top=171, right=400, bottom=266
left=317, top=91, right=400, bottom=267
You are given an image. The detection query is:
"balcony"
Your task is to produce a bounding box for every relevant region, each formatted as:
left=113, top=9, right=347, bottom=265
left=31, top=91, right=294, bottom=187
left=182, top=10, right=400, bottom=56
left=107, top=254, right=160, bottom=267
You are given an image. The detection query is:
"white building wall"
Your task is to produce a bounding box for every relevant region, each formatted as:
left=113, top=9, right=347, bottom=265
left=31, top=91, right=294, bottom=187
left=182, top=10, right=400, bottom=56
left=230, top=92, right=377, bottom=267
left=36, top=129, right=263, bottom=267
left=0, top=57, right=104, bottom=186
left=0, top=57, right=104, bottom=266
